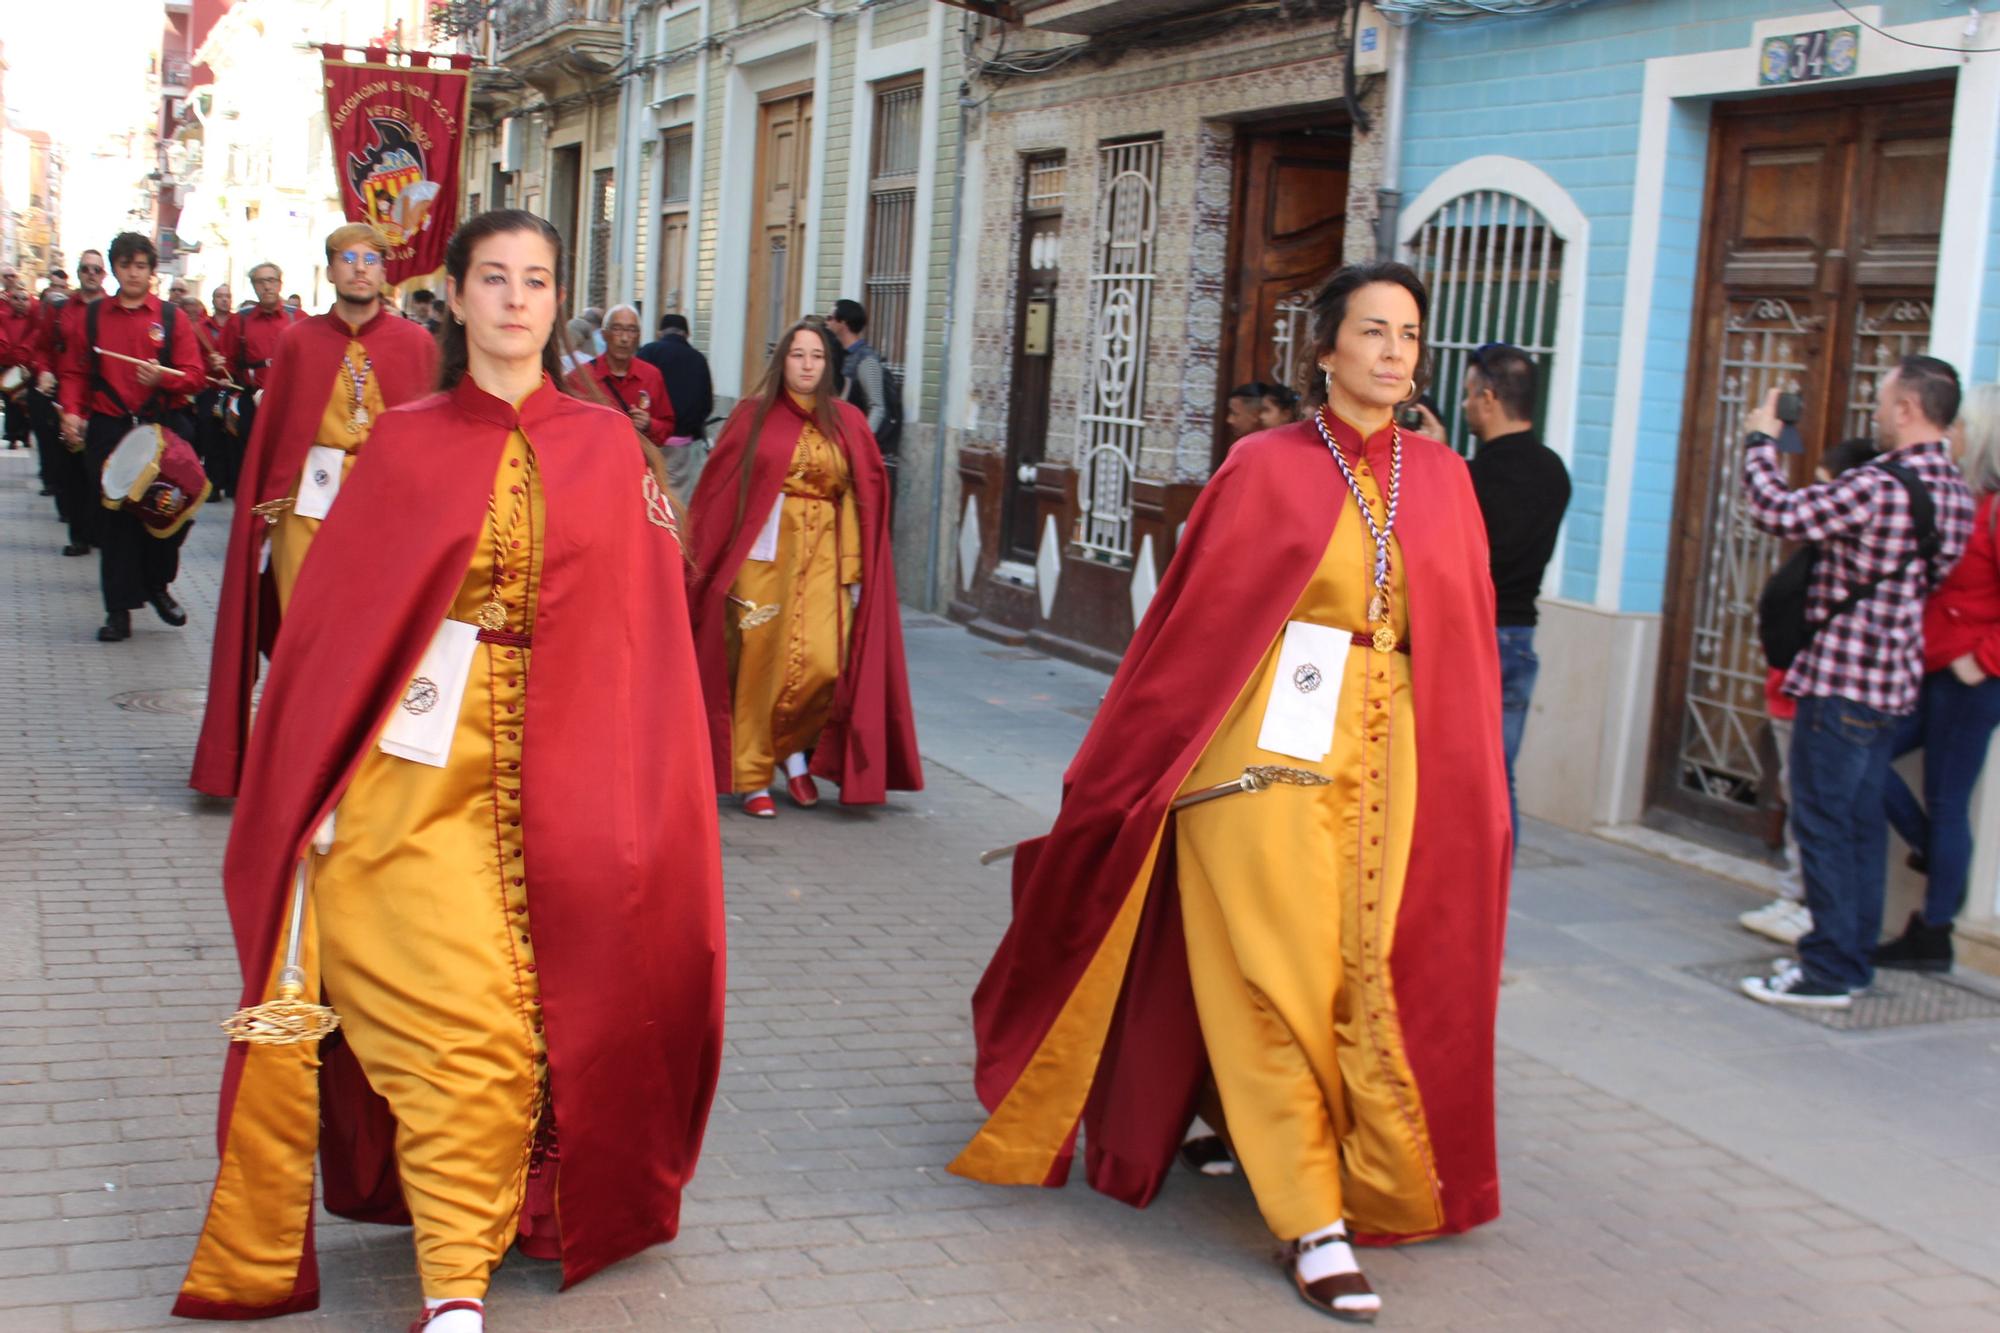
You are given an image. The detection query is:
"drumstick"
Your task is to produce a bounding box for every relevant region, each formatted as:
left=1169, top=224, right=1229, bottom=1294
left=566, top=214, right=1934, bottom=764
left=93, top=346, right=222, bottom=388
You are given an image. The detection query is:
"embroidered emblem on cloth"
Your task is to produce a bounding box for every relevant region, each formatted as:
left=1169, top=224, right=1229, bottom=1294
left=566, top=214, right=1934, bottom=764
left=147, top=323, right=166, bottom=346
left=642, top=469, right=678, bottom=536
left=402, top=677, right=440, bottom=715
left=1293, top=663, right=1323, bottom=693
left=312, top=468, right=331, bottom=487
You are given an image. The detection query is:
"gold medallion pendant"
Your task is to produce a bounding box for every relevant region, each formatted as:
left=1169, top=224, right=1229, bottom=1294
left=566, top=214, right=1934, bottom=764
left=1373, top=625, right=1399, bottom=655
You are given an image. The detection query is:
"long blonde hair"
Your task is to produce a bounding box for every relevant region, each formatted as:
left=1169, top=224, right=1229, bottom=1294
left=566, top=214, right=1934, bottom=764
left=1958, top=382, right=2000, bottom=498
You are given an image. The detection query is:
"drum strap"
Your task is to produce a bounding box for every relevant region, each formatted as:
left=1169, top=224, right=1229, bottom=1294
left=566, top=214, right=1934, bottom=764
left=86, top=299, right=177, bottom=423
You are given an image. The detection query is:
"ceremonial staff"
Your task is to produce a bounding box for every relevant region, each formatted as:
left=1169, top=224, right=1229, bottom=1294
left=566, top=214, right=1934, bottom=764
left=220, top=815, right=339, bottom=1045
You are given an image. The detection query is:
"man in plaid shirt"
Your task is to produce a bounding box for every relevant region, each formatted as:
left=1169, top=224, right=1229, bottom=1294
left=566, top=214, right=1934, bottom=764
left=1738, top=356, right=1974, bottom=1009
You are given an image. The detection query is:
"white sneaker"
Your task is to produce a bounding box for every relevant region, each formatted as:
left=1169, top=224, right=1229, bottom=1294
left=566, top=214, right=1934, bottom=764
left=1739, top=899, right=1811, bottom=945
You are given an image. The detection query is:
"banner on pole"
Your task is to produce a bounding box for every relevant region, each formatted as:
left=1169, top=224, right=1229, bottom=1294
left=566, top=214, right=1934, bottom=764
left=320, top=45, right=474, bottom=285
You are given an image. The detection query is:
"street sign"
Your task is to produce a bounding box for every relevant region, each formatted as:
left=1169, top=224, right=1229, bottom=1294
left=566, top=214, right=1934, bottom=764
left=1758, top=26, right=1860, bottom=86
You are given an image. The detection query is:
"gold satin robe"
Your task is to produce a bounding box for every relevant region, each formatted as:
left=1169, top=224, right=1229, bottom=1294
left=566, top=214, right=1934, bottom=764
left=268, top=336, right=389, bottom=608
left=727, top=419, right=863, bottom=792
left=1175, top=438, right=1439, bottom=1241
left=312, top=432, right=547, bottom=1298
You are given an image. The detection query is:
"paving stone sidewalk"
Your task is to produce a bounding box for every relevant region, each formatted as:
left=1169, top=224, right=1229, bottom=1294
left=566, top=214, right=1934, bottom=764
left=4, top=452, right=2000, bottom=1331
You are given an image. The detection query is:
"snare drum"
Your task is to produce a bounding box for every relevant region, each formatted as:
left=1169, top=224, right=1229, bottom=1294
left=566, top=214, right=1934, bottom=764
left=101, top=422, right=212, bottom=537
left=0, top=366, right=24, bottom=398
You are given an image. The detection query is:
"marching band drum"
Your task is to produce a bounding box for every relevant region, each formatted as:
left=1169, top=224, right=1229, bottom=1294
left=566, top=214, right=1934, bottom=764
left=101, top=422, right=212, bottom=537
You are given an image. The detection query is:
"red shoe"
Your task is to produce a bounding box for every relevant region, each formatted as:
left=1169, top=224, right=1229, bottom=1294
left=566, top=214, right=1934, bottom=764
left=410, top=1301, right=484, bottom=1332
left=787, top=773, right=820, bottom=807
left=742, top=792, right=777, bottom=818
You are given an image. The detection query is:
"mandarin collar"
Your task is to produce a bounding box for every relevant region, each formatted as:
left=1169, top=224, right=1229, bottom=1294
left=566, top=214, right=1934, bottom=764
left=332, top=306, right=389, bottom=339
left=1317, top=407, right=1397, bottom=460
left=450, top=372, right=562, bottom=429
left=109, top=293, right=163, bottom=317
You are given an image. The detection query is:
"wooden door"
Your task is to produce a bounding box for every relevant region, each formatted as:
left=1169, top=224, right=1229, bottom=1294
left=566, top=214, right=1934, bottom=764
left=1217, top=125, right=1349, bottom=465
left=1649, top=82, right=1952, bottom=836
left=745, top=88, right=813, bottom=376
left=1002, top=156, right=1064, bottom=563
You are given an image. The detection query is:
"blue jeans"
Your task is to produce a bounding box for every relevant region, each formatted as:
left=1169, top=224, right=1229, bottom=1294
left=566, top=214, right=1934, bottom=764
left=1789, top=695, right=1899, bottom=991
left=1497, top=627, right=1539, bottom=847
left=1884, top=670, right=2000, bottom=927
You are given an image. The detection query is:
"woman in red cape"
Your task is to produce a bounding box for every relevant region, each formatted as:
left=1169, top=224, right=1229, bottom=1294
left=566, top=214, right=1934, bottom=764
left=685, top=319, right=921, bottom=812
left=950, top=263, right=1510, bottom=1323
left=173, top=212, right=724, bottom=1332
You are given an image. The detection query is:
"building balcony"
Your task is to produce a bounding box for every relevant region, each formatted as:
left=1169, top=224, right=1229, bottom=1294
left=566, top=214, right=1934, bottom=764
left=1009, top=0, right=1311, bottom=35
left=493, top=0, right=624, bottom=70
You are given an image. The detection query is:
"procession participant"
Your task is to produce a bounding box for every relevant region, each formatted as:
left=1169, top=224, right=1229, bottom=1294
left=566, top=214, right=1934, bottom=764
left=173, top=209, right=725, bottom=1330
left=43, top=252, right=106, bottom=551
left=16, top=277, right=72, bottom=515
left=217, top=262, right=303, bottom=497
left=685, top=319, right=920, bottom=815
left=190, top=224, right=440, bottom=798
left=0, top=267, right=34, bottom=452
left=576, top=303, right=673, bottom=447
left=57, top=233, right=206, bottom=643
left=952, top=262, right=1510, bottom=1323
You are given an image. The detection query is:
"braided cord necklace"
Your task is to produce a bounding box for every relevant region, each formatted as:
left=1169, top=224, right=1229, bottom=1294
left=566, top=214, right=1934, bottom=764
left=342, top=351, right=375, bottom=432
left=1313, top=406, right=1403, bottom=654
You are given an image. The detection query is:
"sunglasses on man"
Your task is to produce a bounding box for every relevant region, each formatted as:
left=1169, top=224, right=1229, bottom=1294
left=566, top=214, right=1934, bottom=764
left=338, top=250, right=384, bottom=268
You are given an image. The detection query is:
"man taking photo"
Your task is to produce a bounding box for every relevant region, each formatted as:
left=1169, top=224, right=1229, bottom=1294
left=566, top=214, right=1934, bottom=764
left=1738, top=358, right=1975, bottom=1009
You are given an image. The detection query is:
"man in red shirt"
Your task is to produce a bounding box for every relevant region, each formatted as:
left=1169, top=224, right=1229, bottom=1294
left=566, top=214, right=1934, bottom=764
left=0, top=266, right=36, bottom=453
left=578, top=303, right=673, bottom=445
left=57, top=232, right=206, bottom=642
left=37, top=252, right=107, bottom=554
left=216, top=262, right=301, bottom=497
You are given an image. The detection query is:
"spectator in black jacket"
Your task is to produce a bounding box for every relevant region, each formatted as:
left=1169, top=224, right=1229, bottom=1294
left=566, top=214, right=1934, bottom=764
left=637, top=313, right=714, bottom=497
left=1426, top=343, right=1571, bottom=846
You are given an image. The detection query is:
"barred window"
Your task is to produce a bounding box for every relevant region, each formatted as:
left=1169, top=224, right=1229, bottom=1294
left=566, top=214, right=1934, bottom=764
left=863, top=78, right=922, bottom=379
left=1403, top=190, right=1563, bottom=454
left=1074, top=136, right=1160, bottom=562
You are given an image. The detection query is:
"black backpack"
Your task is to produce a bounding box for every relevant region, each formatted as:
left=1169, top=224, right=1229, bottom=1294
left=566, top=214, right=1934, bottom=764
left=1756, top=461, right=1940, bottom=670
left=846, top=345, right=903, bottom=458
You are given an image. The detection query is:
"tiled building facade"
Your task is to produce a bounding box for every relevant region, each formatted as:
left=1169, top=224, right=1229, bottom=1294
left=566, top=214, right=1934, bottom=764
left=946, top=6, right=1375, bottom=665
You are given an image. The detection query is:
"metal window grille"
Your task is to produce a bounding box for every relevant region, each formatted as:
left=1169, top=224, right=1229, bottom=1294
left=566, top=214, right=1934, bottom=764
left=661, top=131, right=692, bottom=205
left=587, top=168, right=615, bottom=312
left=1026, top=155, right=1066, bottom=210
left=1676, top=297, right=1817, bottom=807
left=1403, top=190, right=1563, bottom=455
left=1846, top=299, right=1931, bottom=439
left=864, top=80, right=922, bottom=380
left=1074, top=137, right=1160, bottom=562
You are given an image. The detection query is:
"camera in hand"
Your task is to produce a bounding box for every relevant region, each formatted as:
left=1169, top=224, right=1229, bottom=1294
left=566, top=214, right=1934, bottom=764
left=1771, top=390, right=1805, bottom=455
left=1397, top=406, right=1426, bottom=430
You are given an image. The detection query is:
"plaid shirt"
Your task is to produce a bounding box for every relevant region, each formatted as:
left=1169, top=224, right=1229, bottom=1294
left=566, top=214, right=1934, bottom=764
left=1743, top=437, right=1974, bottom=714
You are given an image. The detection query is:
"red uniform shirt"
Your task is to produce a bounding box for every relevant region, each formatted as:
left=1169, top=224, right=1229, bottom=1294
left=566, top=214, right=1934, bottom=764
left=27, top=295, right=70, bottom=376
left=0, top=297, right=37, bottom=374
left=581, top=354, right=674, bottom=444
left=57, top=293, right=205, bottom=419
left=220, top=304, right=301, bottom=390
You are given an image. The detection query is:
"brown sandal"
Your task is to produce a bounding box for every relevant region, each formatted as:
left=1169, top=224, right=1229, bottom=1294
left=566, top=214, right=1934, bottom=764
left=1284, top=1232, right=1381, bottom=1324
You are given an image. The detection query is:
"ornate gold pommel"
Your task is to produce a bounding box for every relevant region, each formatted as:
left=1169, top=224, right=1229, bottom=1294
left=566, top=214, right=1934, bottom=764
left=251, top=497, right=295, bottom=526
left=221, top=967, right=340, bottom=1046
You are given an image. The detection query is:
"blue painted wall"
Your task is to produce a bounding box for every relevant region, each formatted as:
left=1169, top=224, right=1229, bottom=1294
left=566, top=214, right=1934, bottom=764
left=1400, top=0, right=1971, bottom=614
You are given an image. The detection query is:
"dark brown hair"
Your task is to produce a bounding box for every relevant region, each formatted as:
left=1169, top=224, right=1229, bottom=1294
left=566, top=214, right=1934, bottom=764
left=1299, top=260, right=1431, bottom=411
left=727, top=320, right=849, bottom=546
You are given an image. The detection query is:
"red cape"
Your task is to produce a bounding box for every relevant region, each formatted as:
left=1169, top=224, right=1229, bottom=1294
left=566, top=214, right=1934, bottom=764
left=178, top=376, right=724, bottom=1314
left=965, top=419, right=1511, bottom=1240
left=685, top=393, right=921, bottom=804
left=190, top=307, right=439, bottom=797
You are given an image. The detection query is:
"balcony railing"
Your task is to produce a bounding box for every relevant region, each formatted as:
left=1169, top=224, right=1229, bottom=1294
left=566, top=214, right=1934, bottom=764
left=493, top=0, right=621, bottom=56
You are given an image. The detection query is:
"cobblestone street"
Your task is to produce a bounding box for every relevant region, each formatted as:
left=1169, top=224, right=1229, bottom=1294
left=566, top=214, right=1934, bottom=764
left=6, top=450, right=2000, bottom=1332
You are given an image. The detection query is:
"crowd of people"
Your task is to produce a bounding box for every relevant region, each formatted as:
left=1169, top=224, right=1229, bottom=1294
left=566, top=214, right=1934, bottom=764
left=4, top=204, right=1993, bottom=1332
